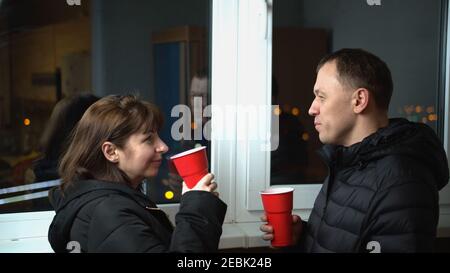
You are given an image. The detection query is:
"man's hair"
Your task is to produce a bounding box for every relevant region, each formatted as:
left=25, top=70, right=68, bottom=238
left=317, top=48, right=393, bottom=110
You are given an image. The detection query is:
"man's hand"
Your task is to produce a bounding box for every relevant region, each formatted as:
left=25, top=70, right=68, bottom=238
left=182, top=173, right=219, bottom=197
left=260, top=214, right=303, bottom=246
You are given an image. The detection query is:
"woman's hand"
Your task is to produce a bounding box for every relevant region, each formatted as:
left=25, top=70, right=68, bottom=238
left=182, top=173, right=219, bottom=197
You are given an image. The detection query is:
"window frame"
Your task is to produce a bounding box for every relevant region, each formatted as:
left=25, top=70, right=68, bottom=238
left=440, top=0, right=450, bottom=233
left=211, top=0, right=320, bottom=226
left=214, top=0, right=450, bottom=240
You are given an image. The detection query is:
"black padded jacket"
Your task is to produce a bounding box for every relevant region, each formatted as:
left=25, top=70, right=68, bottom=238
left=48, top=180, right=227, bottom=253
left=299, top=118, right=449, bottom=252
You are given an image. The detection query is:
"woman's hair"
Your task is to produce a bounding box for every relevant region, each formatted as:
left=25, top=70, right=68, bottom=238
left=39, top=94, right=100, bottom=161
left=58, top=94, right=163, bottom=191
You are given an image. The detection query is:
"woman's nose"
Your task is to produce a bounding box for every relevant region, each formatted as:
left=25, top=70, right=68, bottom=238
left=156, top=138, right=169, bottom=154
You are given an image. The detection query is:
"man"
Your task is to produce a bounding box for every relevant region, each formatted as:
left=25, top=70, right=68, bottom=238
left=260, top=48, right=449, bottom=252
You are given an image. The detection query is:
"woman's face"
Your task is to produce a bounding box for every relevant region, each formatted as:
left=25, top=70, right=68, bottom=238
left=116, top=131, right=168, bottom=186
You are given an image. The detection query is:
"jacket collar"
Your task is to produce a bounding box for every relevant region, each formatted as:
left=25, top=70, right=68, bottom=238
left=50, top=179, right=157, bottom=212
left=317, top=118, right=412, bottom=169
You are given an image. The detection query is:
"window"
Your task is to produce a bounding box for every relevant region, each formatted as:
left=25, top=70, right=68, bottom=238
left=0, top=0, right=92, bottom=213
left=0, top=0, right=212, bottom=213
left=212, top=0, right=450, bottom=227
left=269, top=0, right=450, bottom=211
left=271, top=0, right=447, bottom=187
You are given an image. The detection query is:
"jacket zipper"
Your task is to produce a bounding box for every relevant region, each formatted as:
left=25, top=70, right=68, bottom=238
left=311, top=156, right=337, bottom=252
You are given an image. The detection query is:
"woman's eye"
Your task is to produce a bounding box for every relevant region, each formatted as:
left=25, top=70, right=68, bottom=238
left=145, top=135, right=154, bottom=143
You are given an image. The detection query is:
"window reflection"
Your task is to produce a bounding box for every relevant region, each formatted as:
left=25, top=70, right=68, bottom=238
left=271, top=0, right=443, bottom=185
left=0, top=0, right=211, bottom=213
left=150, top=25, right=210, bottom=204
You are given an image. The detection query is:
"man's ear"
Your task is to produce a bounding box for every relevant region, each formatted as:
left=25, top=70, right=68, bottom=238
left=352, top=88, right=370, bottom=114
left=102, top=141, right=119, bottom=163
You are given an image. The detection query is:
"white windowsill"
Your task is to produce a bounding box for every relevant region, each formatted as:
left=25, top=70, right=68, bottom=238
left=1, top=207, right=450, bottom=253
left=0, top=222, right=268, bottom=253
left=219, top=222, right=270, bottom=249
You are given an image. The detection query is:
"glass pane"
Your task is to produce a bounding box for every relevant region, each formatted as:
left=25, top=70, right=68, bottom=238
left=0, top=0, right=211, bottom=213
left=271, top=0, right=444, bottom=185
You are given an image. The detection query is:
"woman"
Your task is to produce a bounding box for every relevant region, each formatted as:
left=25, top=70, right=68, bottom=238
left=34, top=94, right=99, bottom=182
left=48, top=95, right=227, bottom=253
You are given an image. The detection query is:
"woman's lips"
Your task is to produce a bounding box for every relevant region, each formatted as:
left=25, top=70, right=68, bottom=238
left=151, top=160, right=162, bottom=166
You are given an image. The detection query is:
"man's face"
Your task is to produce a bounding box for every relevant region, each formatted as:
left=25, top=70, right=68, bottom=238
left=308, top=61, right=356, bottom=146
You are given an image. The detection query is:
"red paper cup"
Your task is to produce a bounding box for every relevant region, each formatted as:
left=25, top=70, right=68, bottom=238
left=169, top=146, right=208, bottom=189
left=260, top=187, right=294, bottom=247
left=166, top=157, right=179, bottom=175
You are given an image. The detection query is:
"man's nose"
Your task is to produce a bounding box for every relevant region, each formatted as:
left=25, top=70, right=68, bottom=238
left=308, top=100, right=319, bottom=116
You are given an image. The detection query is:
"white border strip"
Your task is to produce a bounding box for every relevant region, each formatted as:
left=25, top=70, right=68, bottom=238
left=0, top=180, right=60, bottom=195
left=0, top=191, right=50, bottom=205
left=445, top=0, right=450, bottom=155
left=441, top=1, right=450, bottom=206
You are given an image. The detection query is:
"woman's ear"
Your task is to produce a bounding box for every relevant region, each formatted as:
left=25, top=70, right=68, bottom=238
left=102, top=141, right=119, bottom=163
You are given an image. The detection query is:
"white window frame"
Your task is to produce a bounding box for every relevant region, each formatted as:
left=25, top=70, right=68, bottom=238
left=210, top=0, right=320, bottom=248
left=439, top=0, right=450, bottom=237
left=213, top=0, right=450, bottom=245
